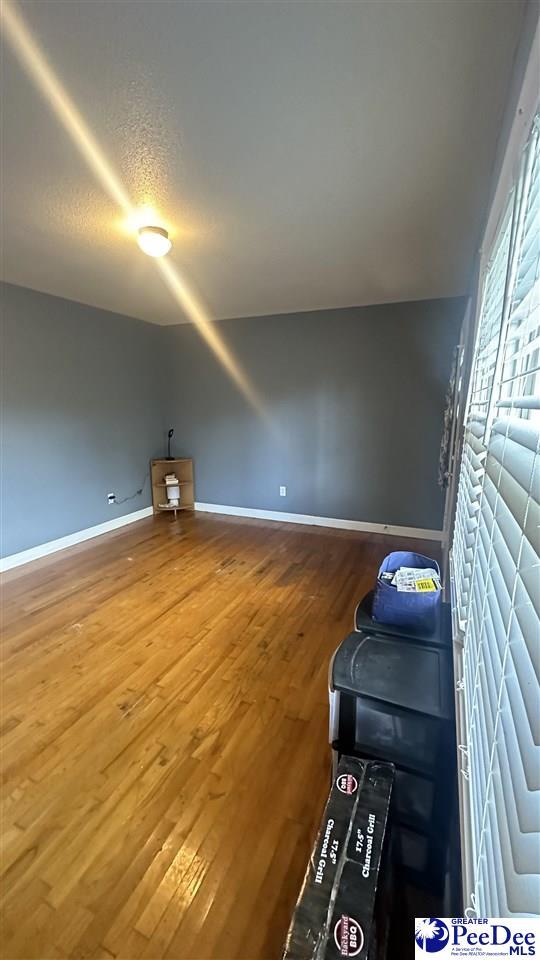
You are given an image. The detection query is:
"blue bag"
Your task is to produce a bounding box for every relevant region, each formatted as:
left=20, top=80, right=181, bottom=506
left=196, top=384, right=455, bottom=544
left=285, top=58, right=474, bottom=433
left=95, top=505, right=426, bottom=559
left=372, top=550, right=441, bottom=632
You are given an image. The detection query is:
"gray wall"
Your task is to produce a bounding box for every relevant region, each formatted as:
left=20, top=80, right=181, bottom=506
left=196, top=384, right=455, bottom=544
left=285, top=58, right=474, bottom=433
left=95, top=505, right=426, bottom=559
left=1, top=283, right=463, bottom=559
left=1, top=282, right=166, bottom=557
left=164, top=299, right=464, bottom=531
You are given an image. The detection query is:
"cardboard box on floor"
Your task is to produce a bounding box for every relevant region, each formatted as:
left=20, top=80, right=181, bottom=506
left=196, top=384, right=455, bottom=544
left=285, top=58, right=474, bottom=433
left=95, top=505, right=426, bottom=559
left=283, top=756, right=394, bottom=960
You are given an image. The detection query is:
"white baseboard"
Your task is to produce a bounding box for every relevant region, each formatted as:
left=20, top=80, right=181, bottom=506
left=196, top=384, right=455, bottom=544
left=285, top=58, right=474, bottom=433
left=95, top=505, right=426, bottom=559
left=194, top=502, right=443, bottom=541
left=0, top=506, right=154, bottom=572
left=1, top=501, right=442, bottom=573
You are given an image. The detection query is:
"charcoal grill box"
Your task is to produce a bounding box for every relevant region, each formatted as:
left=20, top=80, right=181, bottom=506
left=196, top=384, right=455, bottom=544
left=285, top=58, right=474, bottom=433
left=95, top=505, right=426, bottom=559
left=283, top=756, right=394, bottom=960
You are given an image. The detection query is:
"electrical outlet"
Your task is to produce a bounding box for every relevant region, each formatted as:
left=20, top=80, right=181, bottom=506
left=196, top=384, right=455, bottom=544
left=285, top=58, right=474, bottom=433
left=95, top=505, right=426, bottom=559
left=279, top=485, right=287, bottom=497
left=107, top=493, right=116, bottom=505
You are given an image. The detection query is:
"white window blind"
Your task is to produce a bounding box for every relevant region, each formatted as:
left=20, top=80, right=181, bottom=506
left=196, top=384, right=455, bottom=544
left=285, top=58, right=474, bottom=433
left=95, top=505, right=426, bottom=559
left=451, top=115, right=540, bottom=918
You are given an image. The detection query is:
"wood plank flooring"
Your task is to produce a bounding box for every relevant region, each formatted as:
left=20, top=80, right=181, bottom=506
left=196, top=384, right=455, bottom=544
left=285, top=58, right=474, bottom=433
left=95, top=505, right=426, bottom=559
left=1, top=512, right=439, bottom=960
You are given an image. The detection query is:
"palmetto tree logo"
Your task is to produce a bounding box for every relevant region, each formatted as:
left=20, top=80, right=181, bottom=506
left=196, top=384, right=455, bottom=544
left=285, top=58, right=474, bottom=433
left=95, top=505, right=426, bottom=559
left=415, top=918, right=449, bottom=953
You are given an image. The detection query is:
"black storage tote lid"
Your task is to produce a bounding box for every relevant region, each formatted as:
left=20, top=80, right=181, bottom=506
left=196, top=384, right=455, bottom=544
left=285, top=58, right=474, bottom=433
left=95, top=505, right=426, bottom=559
left=331, top=630, right=453, bottom=721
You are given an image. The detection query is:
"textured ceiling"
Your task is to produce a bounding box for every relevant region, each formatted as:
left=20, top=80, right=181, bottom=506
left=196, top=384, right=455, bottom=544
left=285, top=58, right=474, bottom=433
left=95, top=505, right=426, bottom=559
left=1, top=0, right=525, bottom=325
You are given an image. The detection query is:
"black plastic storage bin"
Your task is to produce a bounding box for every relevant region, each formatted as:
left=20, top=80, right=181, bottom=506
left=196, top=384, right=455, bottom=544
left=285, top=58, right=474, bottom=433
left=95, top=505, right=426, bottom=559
left=329, top=629, right=455, bottom=892
left=351, top=701, right=441, bottom=776
left=354, top=590, right=452, bottom=648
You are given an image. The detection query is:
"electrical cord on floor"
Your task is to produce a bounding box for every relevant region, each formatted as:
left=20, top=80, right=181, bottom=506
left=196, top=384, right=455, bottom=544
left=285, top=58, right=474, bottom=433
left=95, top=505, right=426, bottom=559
left=114, top=474, right=149, bottom=505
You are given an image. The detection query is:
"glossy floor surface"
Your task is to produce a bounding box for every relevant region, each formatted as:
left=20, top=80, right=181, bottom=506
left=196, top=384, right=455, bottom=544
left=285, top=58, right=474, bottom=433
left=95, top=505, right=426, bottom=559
left=1, top=513, right=439, bottom=959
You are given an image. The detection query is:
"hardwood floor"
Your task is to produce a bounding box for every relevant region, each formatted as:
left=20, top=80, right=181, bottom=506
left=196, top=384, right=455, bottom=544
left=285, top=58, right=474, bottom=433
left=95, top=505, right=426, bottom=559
left=1, top=512, right=439, bottom=960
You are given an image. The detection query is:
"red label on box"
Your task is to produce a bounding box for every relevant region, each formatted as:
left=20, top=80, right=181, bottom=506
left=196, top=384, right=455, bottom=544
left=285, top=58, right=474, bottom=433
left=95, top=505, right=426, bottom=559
left=334, top=915, right=364, bottom=956
left=336, top=773, right=358, bottom=795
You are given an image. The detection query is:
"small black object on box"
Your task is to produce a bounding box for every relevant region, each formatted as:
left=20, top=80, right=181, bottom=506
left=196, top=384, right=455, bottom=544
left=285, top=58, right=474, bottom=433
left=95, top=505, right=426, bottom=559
left=283, top=755, right=394, bottom=960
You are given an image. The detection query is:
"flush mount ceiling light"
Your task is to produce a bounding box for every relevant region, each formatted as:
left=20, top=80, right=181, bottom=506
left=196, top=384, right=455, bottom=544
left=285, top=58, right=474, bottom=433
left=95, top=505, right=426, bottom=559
left=137, top=225, right=172, bottom=257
